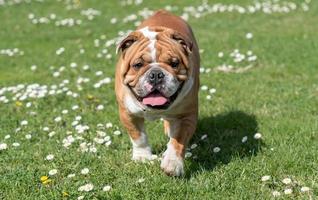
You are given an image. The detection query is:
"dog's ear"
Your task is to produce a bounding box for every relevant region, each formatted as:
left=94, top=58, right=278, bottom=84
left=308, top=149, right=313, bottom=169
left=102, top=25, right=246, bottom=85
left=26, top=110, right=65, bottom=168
left=171, top=31, right=193, bottom=55
left=116, top=33, right=137, bottom=55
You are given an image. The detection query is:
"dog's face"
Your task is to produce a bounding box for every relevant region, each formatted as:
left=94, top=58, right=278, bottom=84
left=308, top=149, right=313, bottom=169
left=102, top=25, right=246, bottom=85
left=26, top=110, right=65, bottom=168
left=117, top=26, right=193, bottom=109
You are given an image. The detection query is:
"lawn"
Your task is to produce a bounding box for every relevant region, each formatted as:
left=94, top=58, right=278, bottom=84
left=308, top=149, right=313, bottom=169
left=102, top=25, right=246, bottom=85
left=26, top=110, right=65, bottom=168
left=0, top=0, right=317, bottom=199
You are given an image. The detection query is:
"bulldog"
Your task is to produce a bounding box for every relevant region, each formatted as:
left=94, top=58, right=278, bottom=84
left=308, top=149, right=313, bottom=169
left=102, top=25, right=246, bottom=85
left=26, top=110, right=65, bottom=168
left=115, top=10, right=200, bottom=176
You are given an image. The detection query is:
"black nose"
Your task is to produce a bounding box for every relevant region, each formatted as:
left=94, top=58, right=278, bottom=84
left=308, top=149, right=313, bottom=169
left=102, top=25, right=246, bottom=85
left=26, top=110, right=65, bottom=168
left=149, top=69, right=165, bottom=85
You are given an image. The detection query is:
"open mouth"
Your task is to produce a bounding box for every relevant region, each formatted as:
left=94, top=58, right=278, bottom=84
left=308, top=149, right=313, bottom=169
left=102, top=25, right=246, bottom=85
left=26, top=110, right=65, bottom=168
left=142, top=90, right=171, bottom=109
left=130, top=83, right=184, bottom=110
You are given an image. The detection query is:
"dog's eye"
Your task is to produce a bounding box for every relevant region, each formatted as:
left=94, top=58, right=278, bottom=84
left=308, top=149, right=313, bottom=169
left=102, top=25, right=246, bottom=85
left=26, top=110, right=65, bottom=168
left=170, top=58, right=180, bottom=68
left=133, top=62, right=143, bottom=69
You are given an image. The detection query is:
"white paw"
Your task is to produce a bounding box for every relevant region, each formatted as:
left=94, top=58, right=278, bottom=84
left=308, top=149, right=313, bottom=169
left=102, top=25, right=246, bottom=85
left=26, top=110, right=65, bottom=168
left=132, top=146, right=153, bottom=162
left=160, top=149, right=184, bottom=176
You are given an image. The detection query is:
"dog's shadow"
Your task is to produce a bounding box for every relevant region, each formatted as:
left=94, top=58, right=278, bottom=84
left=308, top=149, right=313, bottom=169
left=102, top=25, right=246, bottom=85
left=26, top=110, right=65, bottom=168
left=183, top=110, right=263, bottom=178
left=151, top=110, right=263, bottom=177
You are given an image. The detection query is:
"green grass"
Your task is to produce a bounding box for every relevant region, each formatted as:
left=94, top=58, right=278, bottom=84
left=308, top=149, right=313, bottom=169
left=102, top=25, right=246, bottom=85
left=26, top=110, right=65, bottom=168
left=0, top=0, right=318, bottom=199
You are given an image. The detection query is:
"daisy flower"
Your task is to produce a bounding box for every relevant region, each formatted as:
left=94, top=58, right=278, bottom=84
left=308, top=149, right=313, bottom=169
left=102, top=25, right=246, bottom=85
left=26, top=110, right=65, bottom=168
left=300, top=186, right=310, bottom=192
left=49, top=169, right=58, bottom=176
left=0, top=143, right=8, bottom=150
left=78, top=183, right=94, bottom=192
left=81, top=168, right=89, bottom=175
left=261, top=175, right=271, bottom=182
left=213, top=147, right=221, bottom=153
left=254, top=133, right=262, bottom=140
left=103, top=185, right=112, bottom=192
left=282, top=178, right=292, bottom=185
left=45, top=154, right=54, bottom=161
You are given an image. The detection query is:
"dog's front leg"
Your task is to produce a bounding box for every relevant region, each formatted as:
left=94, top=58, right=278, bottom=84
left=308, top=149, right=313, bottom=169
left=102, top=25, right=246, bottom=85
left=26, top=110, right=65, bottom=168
left=119, top=106, right=153, bottom=161
left=161, top=114, right=197, bottom=176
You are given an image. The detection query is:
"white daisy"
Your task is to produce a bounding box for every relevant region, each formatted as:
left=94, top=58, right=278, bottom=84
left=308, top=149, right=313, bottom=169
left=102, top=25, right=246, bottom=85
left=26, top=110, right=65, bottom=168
left=48, top=131, right=56, bottom=137
left=300, top=186, right=310, bottom=192
left=72, top=105, right=79, bottom=110
left=201, top=85, right=208, bottom=91
left=54, top=116, right=62, bottom=122
left=81, top=168, right=90, bottom=175
left=137, top=178, right=145, bottom=183
left=246, top=32, right=253, bottom=39
left=30, top=65, right=37, bottom=71
left=82, top=65, right=89, bottom=70
left=12, top=142, right=20, bottom=147
left=53, top=72, right=60, bottom=77
left=110, top=17, right=117, bottom=24
left=0, top=143, right=8, bottom=150
left=261, top=175, right=271, bottom=182
left=103, top=185, right=112, bottom=192
left=94, top=138, right=104, bottom=144
left=72, top=120, right=79, bottom=126
left=70, top=62, right=77, bottom=68
left=96, top=105, right=104, bottom=110
left=254, top=133, right=262, bottom=140
left=190, top=144, right=198, bottom=149
left=25, top=134, right=32, bottom=139
left=272, top=191, right=281, bottom=197
left=45, top=154, right=54, bottom=161
left=75, top=116, right=82, bottom=121
left=213, top=147, right=221, bottom=153
left=201, top=134, right=208, bottom=140
left=67, top=173, right=76, bottom=178
left=209, top=88, right=216, bottom=94
left=104, top=136, right=111, bottom=142
left=284, top=188, right=292, bottom=195
left=21, top=120, right=28, bottom=126
left=89, top=146, right=97, bottom=153
left=105, top=140, right=112, bottom=146
left=78, top=183, right=94, bottom=192
left=282, top=178, right=292, bottom=185
left=95, top=71, right=103, bottom=76
left=49, top=169, right=58, bottom=176
left=97, top=131, right=106, bottom=137
left=185, top=152, right=192, bottom=158
left=113, top=130, right=121, bottom=135
left=106, top=122, right=113, bottom=128
left=218, top=52, right=224, bottom=58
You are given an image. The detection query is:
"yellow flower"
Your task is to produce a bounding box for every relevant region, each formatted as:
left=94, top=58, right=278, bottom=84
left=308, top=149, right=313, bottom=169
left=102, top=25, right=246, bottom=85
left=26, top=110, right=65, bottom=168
left=40, top=176, right=52, bottom=185
left=42, top=179, right=52, bottom=185
left=15, top=101, right=23, bottom=107
left=62, top=191, right=69, bottom=197
left=74, top=0, right=80, bottom=6
left=87, top=94, right=94, bottom=100
left=40, top=176, right=48, bottom=182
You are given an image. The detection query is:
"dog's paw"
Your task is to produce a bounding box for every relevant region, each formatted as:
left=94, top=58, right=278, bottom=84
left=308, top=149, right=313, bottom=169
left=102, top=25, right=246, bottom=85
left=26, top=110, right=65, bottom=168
left=160, top=151, right=184, bottom=176
left=132, top=146, right=153, bottom=162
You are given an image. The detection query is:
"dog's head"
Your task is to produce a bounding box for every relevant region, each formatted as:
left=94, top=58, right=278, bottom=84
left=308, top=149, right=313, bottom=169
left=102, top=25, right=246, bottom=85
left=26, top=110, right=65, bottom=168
left=117, top=26, right=193, bottom=109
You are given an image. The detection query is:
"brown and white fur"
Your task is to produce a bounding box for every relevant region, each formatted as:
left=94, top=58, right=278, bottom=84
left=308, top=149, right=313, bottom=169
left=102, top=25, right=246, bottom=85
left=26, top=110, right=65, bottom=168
left=115, top=10, right=200, bottom=176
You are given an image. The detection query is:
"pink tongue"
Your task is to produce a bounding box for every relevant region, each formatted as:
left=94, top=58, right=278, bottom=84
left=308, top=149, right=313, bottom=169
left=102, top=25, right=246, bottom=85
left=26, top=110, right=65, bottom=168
left=142, top=93, right=168, bottom=106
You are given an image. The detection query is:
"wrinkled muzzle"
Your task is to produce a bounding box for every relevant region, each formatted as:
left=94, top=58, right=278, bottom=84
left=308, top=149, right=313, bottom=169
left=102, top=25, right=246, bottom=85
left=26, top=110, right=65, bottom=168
left=130, top=66, right=183, bottom=109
